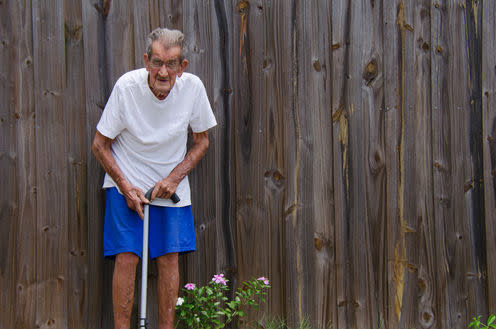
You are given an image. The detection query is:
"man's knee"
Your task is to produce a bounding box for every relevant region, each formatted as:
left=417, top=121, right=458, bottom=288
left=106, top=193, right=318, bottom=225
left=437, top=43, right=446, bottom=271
left=115, top=252, right=139, bottom=270
left=156, top=252, right=178, bottom=269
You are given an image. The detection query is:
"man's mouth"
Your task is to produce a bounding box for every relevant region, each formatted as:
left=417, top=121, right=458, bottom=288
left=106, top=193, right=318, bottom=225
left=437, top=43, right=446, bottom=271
left=157, top=76, right=169, bottom=83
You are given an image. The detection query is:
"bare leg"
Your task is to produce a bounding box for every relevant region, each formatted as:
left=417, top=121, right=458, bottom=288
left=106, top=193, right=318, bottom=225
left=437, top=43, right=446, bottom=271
left=156, top=252, right=179, bottom=329
left=113, top=252, right=139, bottom=329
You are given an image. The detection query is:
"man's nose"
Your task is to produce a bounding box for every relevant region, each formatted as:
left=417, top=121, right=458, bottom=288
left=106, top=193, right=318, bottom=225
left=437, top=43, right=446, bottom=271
left=158, top=65, right=169, bottom=76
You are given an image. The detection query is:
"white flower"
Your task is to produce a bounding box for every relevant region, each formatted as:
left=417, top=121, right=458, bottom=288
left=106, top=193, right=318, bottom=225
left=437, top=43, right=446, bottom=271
left=176, top=297, right=184, bottom=306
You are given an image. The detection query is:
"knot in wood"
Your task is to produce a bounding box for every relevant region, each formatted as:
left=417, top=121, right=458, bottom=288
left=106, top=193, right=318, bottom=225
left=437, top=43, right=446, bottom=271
left=363, top=59, right=378, bottom=84
left=237, top=0, right=250, bottom=14
left=313, top=59, right=321, bottom=72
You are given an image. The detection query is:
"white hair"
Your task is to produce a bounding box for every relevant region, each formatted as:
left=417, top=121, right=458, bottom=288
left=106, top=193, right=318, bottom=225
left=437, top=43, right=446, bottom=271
left=145, top=28, right=187, bottom=61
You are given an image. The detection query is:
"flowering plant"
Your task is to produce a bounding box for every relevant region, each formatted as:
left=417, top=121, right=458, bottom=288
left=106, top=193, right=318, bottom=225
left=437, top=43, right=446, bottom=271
left=175, top=273, right=271, bottom=328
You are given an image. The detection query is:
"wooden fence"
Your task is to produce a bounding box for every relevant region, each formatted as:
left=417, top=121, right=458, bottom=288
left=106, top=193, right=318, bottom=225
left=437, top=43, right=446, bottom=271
left=1, top=0, right=495, bottom=328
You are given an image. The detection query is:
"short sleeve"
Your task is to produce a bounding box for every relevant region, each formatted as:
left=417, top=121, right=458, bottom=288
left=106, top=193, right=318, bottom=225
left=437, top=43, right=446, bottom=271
left=189, top=80, right=217, bottom=133
left=96, top=84, right=126, bottom=139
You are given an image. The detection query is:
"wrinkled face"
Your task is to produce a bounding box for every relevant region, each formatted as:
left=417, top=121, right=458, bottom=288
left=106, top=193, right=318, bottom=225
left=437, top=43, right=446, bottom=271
left=144, top=42, right=188, bottom=100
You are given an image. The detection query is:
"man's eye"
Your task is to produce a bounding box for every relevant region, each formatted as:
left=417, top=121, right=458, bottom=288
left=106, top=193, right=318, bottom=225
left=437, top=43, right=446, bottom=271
left=152, top=60, right=163, bottom=66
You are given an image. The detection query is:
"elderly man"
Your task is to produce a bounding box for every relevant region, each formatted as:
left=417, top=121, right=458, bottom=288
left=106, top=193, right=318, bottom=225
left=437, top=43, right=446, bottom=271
left=92, top=28, right=216, bottom=329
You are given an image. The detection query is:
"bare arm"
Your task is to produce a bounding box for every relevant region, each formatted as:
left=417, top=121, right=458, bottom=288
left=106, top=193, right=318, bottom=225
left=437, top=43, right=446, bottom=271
left=91, top=131, right=148, bottom=218
left=150, top=130, right=210, bottom=200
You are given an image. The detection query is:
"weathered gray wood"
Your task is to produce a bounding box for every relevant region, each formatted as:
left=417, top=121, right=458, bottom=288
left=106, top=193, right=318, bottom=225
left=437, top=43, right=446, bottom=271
left=460, top=0, right=487, bottom=320
left=32, top=1, right=68, bottom=328
left=383, top=0, right=402, bottom=328
left=447, top=1, right=485, bottom=327
left=104, top=0, right=135, bottom=89
left=343, top=1, right=379, bottom=328
left=297, top=1, right=334, bottom=327
left=1, top=1, right=495, bottom=328
left=395, top=0, right=426, bottom=328
left=82, top=0, right=107, bottom=327
left=482, top=0, right=496, bottom=313
left=359, top=0, right=385, bottom=328
left=0, top=2, right=36, bottom=329
left=0, top=1, right=16, bottom=328
left=230, top=1, right=286, bottom=326
left=133, top=0, right=152, bottom=69
left=9, top=2, right=37, bottom=328
left=430, top=1, right=451, bottom=327
left=410, top=1, right=437, bottom=329
left=331, top=0, right=351, bottom=327
left=64, top=1, right=89, bottom=328
left=432, top=1, right=487, bottom=328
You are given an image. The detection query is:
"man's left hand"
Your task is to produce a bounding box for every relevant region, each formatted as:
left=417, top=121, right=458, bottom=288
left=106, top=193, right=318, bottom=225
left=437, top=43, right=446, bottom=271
left=150, top=178, right=179, bottom=201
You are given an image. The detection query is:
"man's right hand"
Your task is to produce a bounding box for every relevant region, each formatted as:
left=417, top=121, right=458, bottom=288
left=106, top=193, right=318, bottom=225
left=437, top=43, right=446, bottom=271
left=121, top=183, right=149, bottom=219
left=92, top=131, right=149, bottom=219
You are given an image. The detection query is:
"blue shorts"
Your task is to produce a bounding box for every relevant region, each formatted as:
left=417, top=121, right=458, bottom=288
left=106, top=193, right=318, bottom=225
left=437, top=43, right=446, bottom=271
left=103, top=187, right=196, bottom=259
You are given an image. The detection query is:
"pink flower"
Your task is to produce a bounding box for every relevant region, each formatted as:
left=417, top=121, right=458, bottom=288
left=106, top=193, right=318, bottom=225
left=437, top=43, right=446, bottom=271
left=184, top=283, right=196, bottom=290
left=257, top=276, right=270, bottom=285
left=212, top=273, right=227, bottom=285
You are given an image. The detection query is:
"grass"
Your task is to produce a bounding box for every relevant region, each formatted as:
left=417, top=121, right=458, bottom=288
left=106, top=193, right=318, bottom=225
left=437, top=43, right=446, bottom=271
left=249, top=317, right=325, bottom=329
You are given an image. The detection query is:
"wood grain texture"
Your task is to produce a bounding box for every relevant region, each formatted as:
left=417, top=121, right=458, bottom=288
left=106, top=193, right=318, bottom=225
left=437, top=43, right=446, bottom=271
left=82, top=0, right=107, bottom=327
left=383, top=1, right=402, bottom=328
left=0, top=1, right=16, bottom=328
left=482, top=0, right=496, bottom=314
left=0, top=1, right=36, bottom=329
left=0, top=1, right=494, bottom=328
left=411, top=1, right=437, bottom=328
left=64, top=2, right=89, bottom=328
left=11, top=2, right=37, bottom=328
left=231, top=1, right=285, bottom=326
left=297, top=1, right=334, bottom=327
left=330, top=0, right=351, bottom=328
left=32, top=1, right=68, bottom=328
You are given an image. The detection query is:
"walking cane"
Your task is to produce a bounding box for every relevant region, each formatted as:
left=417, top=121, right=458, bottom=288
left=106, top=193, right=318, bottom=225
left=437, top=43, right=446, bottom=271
left=139, top=188, right=180, bottom=329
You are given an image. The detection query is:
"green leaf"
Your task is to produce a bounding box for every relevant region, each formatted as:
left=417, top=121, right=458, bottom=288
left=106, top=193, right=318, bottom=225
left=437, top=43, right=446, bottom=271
left=489, top=315, right=496, bottom=325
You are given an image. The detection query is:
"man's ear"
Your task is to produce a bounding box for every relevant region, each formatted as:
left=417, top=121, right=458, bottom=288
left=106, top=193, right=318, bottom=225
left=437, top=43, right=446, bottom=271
left=177, top=59, right=189, bottom=77
left=144, top=53, right=150, bottom=71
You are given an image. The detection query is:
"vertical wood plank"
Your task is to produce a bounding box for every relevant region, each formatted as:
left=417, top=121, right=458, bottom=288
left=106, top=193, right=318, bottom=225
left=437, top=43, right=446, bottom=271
left=430, top=1, right=450, bottom=327
left=210, top=0, right=236, bottom=288
left=64, top=1, right=88, bottom=328
left=297, top=0, right=334, bottom=327
left=345, top=0, right=382, bottom=327
left=32, top=1, right=68, bottom=328
left=409, top=1, right=438, bottom=328
left=230, top=1, right=280, bottom=325
left=383, top=0, right=403, bottom=328
left=394, top=0, right=428, bottom=328
left=0, top=1, right=36, bottom=329
left=432, top=1, right=487, bottom=328
left=105, top=0, right=135, bottom=89
left=331, top=0, right=351, bottom=327
left=358, top=0, right=385, bottom=328
left=82, top=0, right=107, bottom=327
left=461, top=0, right=487, bottom=319
left=482, top=0, right=496, bottom=314
left=10, top=2, right=37, bottom=328
left=133, top=0, right=151, bottom=68
left=0, top=1, right=17, bottom=328
left=253, top=0, right=294, bottom=323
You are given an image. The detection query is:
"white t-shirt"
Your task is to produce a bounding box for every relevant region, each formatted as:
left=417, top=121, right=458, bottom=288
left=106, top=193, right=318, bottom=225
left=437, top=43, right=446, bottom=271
left=96, top=68, right=217, bottom=207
